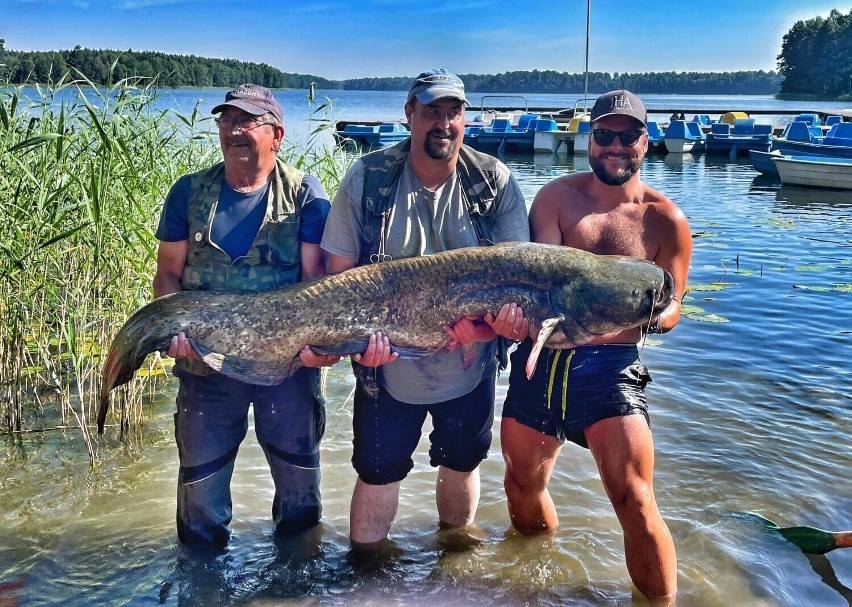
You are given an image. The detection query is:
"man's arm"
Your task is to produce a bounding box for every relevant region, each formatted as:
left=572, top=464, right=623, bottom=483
left=153, top=240, right=188, bottom=298
left=300, top=242, right=326, bottom=280
left=152, top=240, right=198, bottom=359
left=651, top=202, right=693, bottom=333
left=529, top=182, right=568, bottom=246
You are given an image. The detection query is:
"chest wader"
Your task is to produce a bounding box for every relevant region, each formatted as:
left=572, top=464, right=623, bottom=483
left=352, top=139, right=510, bottom=400
left=173, top=160, right=325, bottom=545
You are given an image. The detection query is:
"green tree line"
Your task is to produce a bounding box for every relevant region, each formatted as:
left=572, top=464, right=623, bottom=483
left=0, top=43, right=337, bottom=89
left=777, top=8, right=852, bottom=99
left=339, top=70, right=782, bottom=95
left=0, top=42, right=783, bottom=94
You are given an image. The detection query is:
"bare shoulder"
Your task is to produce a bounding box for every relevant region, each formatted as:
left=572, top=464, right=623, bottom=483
left=535, top=172, right=589, bottom=199
left=531, top=173, right=592, bottom=211
left=644, top=183, right=688, bottom=224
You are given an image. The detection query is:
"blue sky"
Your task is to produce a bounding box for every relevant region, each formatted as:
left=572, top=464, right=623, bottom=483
left=4, top=1, right=850, bottom=80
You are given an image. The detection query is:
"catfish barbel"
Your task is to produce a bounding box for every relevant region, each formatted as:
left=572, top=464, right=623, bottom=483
left=97, top=242, right=673, bottom=433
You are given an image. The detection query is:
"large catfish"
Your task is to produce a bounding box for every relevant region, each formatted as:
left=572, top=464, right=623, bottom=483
left=97, top=242, right=673, bottom=433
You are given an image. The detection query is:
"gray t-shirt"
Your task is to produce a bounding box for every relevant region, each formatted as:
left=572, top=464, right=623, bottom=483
left=321, top=156, right=529, bottom=404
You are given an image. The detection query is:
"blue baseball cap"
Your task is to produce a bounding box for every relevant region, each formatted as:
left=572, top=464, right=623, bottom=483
left=407, top=69, right=470, bottom=106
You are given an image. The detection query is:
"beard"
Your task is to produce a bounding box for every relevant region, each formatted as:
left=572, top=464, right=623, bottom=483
left=589, top=153, right=642, bottom=186
left=423, top=128, right=457, bottom=160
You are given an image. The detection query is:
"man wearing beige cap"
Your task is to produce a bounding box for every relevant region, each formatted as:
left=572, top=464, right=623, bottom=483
left=153, top=84, right=338, bottom=546
left=321, top=69, right=529, bottom=548
left=501, top=89, right=692, bottom=602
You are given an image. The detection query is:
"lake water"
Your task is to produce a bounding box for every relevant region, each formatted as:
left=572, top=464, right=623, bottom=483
left=1, top=89, right=851, bottom=607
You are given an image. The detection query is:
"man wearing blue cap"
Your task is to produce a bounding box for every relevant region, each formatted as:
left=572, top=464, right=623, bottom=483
left=154, top=84, right=338, bottom=546
left=321, top=69, right=530, bottom=547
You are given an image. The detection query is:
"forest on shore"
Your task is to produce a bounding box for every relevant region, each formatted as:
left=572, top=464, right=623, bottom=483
left=1, top=8, right=850, bottom=99
left=0, top=41, right=783, bottom=95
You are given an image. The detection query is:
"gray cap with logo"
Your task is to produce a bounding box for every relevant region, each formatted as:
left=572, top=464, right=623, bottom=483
left=590, top=89, right=647, bottom=127
left=407, top=69, right=471, bottom=106
left=211, top=84, right=284, bottom=123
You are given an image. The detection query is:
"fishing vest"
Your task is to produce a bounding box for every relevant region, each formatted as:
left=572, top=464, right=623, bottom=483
left=181, top=160, right=305, bottom=292
left=357, top=138, right=501, bottom=266
left=353, top=139, right=509, bottom=391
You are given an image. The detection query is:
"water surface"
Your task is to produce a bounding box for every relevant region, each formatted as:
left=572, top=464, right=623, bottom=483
left=1, top=90, right=850, bottom=607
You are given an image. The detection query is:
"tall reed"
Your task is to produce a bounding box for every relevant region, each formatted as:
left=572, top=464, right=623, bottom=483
left=0, top=75, right=352, bottom=460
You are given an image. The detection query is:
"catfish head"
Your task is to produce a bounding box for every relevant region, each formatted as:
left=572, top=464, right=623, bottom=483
left=525, top=255, right=674, bottom=379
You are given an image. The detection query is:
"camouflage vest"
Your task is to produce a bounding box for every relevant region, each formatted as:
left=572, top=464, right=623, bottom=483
left=181, top=159, right=305, bottom=292
left=357, top=138, right=501, bottom=266
left=353, top=139, right=509, bottom=389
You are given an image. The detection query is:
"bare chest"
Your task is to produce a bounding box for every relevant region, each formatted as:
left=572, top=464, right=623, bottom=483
left=565, top=209, right=650, bottom=259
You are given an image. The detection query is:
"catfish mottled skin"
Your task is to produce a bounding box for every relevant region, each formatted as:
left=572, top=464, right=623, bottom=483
left=97, top=242, right=673, bottom=433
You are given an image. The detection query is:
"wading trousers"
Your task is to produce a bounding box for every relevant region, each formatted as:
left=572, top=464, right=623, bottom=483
left=173, top=366, right=325, bottom=546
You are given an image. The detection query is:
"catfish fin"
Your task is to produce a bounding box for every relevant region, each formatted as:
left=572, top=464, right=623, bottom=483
left=526, top=317, right=562, bottom=380
left=460, top=343, right=478, bottom=370
left=193, top=339, right=289, bottom=386
left=311, top=342, right=434, bottom=361
left=311, top=339, right=371, bottom=357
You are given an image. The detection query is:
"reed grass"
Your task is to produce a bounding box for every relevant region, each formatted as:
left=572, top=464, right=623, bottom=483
left=0, top=75, right=353, bottom=460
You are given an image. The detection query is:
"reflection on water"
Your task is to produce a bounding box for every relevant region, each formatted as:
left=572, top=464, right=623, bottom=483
left=2, top=106, right=852, bottom=606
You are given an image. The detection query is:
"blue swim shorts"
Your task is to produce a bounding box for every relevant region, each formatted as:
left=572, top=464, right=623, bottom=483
left=501, top=341, right=650, bottom=448
left=351, top=373, right=496, bottom=485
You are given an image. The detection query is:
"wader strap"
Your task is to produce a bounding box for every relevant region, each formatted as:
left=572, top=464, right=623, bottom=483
left=178, top=443, right=240, bottom=485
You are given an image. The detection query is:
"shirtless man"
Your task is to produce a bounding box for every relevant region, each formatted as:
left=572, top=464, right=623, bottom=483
left=500, top=90, right=692, bottom=602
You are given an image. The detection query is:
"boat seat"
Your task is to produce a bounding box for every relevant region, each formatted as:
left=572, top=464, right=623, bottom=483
left=692, top=115, right=711, bottom=126
left=577, top=120, right=591, bottom=134
left=530, top=118, right=558, bottom=132
left=793, top=113, right=820, bottom=126
left=710, top=123, right=731, bottom=135
left=646, top=122, right=665, bottom=142
left=516, top=114, right=540, bottom=131
left=753, top=124, right=773, bottom=135
left=665, top=120, right=688, bottom=139
left=825, top=115, right=843, bottom=127
left=782, top=121, right=814, bottom=141
left=827, top=122, right=852, bottom=139
left=733, top=119, right=755, bottom=134
left=490, top=118, right=514, bottom=132
left=685, top=121, right=705, bottom=138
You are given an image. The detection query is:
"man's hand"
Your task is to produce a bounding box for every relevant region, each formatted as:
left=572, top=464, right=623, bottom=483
left=352, top=332, right=399, bottom=367
left=485, top=302, right=528, bottom=340
left=443, top=316, right=496, bottom=350
left=299, top=346, right=342, bottom=368
left=163, top=332, right=201, bottom=360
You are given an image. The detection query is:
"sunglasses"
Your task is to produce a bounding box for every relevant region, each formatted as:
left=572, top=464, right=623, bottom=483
left=591, top=128, right=645, bottom=147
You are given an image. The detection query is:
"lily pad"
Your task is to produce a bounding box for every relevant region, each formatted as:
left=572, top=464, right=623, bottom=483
left=795, top=265, right=829, bottom=272
left=767, top=217, right=797, bottom=229
left=689, top=283, right=727, bottom=292
left=792, top=285, right=832, bottom=292
left=692, top=313, right=730, bottom=323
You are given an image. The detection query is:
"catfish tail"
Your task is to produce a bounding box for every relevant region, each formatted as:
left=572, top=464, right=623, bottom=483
left=96, top=295, right=184, bottom=434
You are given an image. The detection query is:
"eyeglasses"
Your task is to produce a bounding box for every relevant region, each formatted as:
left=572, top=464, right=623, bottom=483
left=591, top=128, right=645, bottom=147
left=214, top=115, right=275, bottom=131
